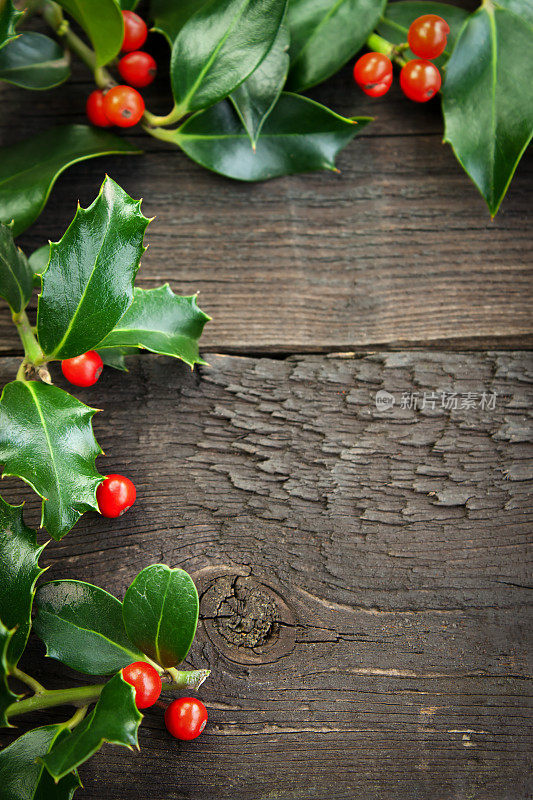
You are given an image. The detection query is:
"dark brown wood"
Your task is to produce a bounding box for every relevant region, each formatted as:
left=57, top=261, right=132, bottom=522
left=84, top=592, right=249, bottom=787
left=1, top=351, right=531, bottom=800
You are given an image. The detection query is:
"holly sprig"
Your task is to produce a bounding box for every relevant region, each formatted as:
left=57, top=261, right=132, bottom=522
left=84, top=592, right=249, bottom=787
left=0, top=496, right=209, bottom=796
left=0, top=176, right=209, bottom=541
left=0, top=0, right=530, bottom=222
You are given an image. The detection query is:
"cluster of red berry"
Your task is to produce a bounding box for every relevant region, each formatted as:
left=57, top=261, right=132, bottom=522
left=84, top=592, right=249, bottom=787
left=62, top=350, right=137, bottom=518
left=123, top=662, right=208, bottom=740
left=86, top=10, right=156, bottom=128
left=353, top=15, right=449, bottom=103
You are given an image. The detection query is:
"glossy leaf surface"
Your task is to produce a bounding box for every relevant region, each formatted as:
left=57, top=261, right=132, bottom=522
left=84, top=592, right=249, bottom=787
left=0, top=222, right=33, bottom=313
left=151, top=0, right=207, bottom=42
left=442, top=0, right=533, bottom=215
left=37, top=176, right=149, bottom=360
left=0, top=498, right=45, bottom=668
left=41, top=673, right=142, bottom=781
left=0, top=621, right=18, bottom=726
left=0, top=125, right=140, bottom=236
left=377, top=1, right=468, bottom=68
left=34, top=580, right=145, bottom=675
left=28, top=244, right=50, bottom=279
left=123, top=564, right=199, bottom=668
left=175, top=93, right=370, bottom=180
left=0, top=724, right=81, bottom=799
left=0, top=0, right=22, bottom=52
left=171, top=0, right=287, bottom=114
left=97, top=286, right=210, bottom=367
left=230, top=22, right=290, bottom=146
left=56, top=0, right=123, bottom=66
left=287, top=0, right=385, bottom=91
left=0, top=381, right=103, bottom=540
left=98, top=347, right=137, bottom=371
left=0, top=32, right=70, bottom=89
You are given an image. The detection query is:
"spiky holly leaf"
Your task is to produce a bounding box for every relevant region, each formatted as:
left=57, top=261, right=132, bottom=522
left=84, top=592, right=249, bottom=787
left=55, top=0, right=123, bottom=67
left=97, top=286, right=210, bottom=368
left=0, top=222, right=33, bottom=313
left=34, top=580, right=146, bottom=675
left=0, top=621, right=19, bottom=727
left=0, top=497, right=46, bottom=668
left=0, top=0, right=22, bottom=53
left=41, top=673, right=142, bottom=781
left=0, top=724, right=81, bottom=799
left=123, top=564, right=199, bottom=668
left=0, top=381, right=103, bottom=541
left=37, top=176, right=150, bottom=360
left=0, top=32, right=70, bottom=90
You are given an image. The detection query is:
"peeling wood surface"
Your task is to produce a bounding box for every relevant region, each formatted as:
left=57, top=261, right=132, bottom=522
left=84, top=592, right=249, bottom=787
left=0, top=352, right=531, bottom=800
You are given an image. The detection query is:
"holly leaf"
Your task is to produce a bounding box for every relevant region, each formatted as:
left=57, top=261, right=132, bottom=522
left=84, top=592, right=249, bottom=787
left=123, top=564, right=199, bottom=668
left=0, top=32, right=70, bottom=90
left=0, top=497, right=45, bottom=669
left=29, top=244, right=50, bottom=282
left=96, top=286, right=210, bottom=368
left=0, top=222, right=33, bottom=313
left=377, top=1, right=469, bottom=68
left=287, top=0, right=386, bottom=91
left=34, top=580, right=146, bottom=675
left=37, top=176, right=150, bottom=360
left=230, top=21, right=290, bottom=147
left=98, top=347, right=137, bottom=371
left=120, top=0, right=140, bottom=8
left=173, top=93, right=371, bottom=180
left=170, top=0, right=287, bottom=115
left=55, top=0, right=123, bottom=67
left=0, top=724, right=81, bottom=799
left=41, top=673, right=142, bottom=782
left=0, top=621, right=19, bottom=727
left=0, top=125, right=140, bottom=237
left=0, top=0, right=22, bottom=53
left=442, top=0, right=533, bottom=216
left=0, top=381, right=103, bottom=541
left=151, top=0, right=208, bottom=43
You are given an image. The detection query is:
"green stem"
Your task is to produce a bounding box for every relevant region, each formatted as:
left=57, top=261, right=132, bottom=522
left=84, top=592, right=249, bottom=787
left=366, top=33, right=408, bottom=67
left=164, top=668, right=210, bottom=691
left=13, top=310, right=45, bottom=369
left=6, top=683, right=105, bottom=720
left=11, top=667, right=46, bottom=695
left=62, top=705, right=88, bottom=730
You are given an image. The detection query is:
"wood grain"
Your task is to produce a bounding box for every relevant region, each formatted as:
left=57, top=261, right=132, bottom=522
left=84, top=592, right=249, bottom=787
left=1, top=351, right=531, bottom=800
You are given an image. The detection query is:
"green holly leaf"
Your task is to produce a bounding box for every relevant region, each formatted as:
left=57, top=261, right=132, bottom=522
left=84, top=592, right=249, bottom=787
left=0, top=32, right=70, bottom=90
left=0, top=381, right=103, bottom=541
left=123, top=565, right=199, bottom=668
left=28, top=244, right=50, bottom=282
left=170, top=0, right=287, bottom=115
left=287, top=0, right=386, bottom=91
left=98, top=347, right=137, bottom=371
left=34, top=580, right=147, bottom=675
left=230, top=21, right=290, bottom=147
left=55, top=0, right=123, bottom=67
left=442, top=0, right=533, bottom=216
left=172, top=93, right=371, bottom=181
left=41, top=673, right=142, bottom=782
left=0, top=621, right=19, bottom=727
left=96, top=286, right=210, bottom=368
left=0, top=498, right=45, bottom=669
left=0, top=125, right=140, bottom=237
left=151, top=0, right=207, bottom=43
left=0, top=724, right=81, bottom=799
left=37, top=176, right=149, bottom=360
left=120, top=0, right=140, bottom=8
left=377, top=2, right=468, bottom=68
left=0, top=0, right=22, bottom=53
left=0, top=222, right=33, bottom=313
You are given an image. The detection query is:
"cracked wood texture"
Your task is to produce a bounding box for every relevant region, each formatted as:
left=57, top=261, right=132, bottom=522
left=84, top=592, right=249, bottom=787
left=1, top=352, right=532, bottom=800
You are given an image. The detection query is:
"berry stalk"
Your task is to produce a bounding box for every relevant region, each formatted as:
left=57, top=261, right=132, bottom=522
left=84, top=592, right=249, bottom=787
left=366, top=33, right=408, bottom=67
left=13, top=310, right=46, bottom=378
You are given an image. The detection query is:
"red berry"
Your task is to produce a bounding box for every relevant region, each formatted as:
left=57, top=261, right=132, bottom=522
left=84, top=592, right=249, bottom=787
left=122, top=662, right=162, bottom=709
left=86, top=90, right=111, bottom=127
left=165, top=698, right=208, bottom=740
left=122, top=10, right=147, bottom=52
left=61, top=351, right=103, bottom=387
left=97, top=474, right=136, bottom=518
left=103, top=85, right=145, bottom=127
left=353, top=52, right=393, bottom=97
left=408, top=15, right=450, bottom=60
left=118, top=51, right=157, bottom=88
left=400, top=59, right=441, bottom=102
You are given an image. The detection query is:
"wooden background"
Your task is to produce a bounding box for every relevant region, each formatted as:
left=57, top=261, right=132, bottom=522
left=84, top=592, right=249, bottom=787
left=0, top=5, right=532, bottom=799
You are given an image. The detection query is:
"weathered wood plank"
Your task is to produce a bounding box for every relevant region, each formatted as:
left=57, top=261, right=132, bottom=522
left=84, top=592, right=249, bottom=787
left=0, top=351, right=531, bottom=799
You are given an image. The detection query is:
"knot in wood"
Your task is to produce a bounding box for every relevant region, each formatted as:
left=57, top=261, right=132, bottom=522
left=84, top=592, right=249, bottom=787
left=214, top=577, right=279, bottom=649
